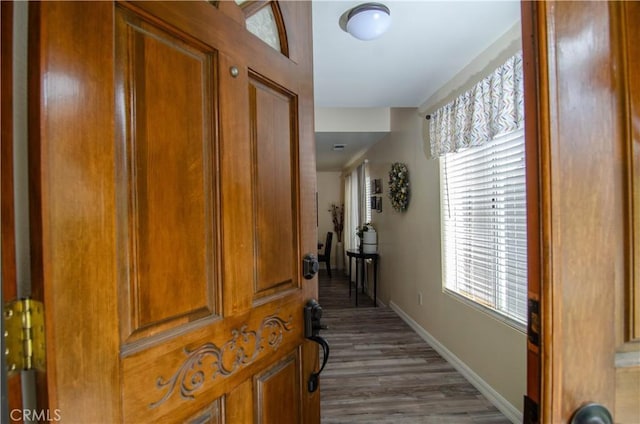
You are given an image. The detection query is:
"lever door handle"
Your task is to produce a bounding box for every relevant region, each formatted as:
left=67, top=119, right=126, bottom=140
left=304, top=299, right=330, bottom=392
left=307, top=334, right=330, bottom=393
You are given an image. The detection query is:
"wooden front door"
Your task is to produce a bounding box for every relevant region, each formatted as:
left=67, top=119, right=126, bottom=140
left=28, top=1, right=318, bottom=422
left=524, top=1, right=640, bottom=422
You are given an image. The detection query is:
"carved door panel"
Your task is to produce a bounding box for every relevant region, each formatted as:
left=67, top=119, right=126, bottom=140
left=29, top=1, right=318, bottom=422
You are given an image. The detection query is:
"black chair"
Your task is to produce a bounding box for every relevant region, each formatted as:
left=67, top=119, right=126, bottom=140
left=318, top=232, right=333, bottom=278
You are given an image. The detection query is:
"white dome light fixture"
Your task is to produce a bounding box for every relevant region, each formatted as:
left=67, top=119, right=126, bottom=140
left=345, top=3, right=391, bottom=41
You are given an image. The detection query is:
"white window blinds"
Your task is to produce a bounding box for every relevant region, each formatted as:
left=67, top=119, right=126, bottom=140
left=440, top=129, right=527, bottom=327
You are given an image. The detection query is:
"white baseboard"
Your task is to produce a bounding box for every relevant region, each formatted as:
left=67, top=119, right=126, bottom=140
left=389, top=301, right=522, bottom=424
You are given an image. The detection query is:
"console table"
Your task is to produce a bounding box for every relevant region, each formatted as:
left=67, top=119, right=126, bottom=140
left=345, top=249, right=379, bottom=307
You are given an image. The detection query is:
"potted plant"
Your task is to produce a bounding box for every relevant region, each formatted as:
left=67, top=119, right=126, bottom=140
left=356, top=222, right=376, bottom=253
left=330, top=204, right=344, bottom=269
left=330, top=204, right=344, bottom=243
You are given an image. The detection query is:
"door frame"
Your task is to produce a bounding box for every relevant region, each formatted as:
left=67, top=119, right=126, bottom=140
left=523, top=1, right=638, bottom=421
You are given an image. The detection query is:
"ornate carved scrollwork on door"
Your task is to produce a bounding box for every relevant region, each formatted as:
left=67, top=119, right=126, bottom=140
left=150, top=313, right=293, bottom=408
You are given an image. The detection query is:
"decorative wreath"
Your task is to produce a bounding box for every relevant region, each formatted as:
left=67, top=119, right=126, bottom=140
left=388, top=162, right=410, bottom=212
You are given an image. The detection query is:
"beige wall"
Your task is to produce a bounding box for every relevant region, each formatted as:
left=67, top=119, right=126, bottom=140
left=364, top=108, right=525, bottom=414
left=317, top=171, right=343, bottom=270
left=419, top=23, right=522, bottom=115
left=348, top=23, right=526, bottom=416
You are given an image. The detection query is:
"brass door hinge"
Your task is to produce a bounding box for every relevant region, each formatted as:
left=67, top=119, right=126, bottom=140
left=4, top=298, right=46, bottom=375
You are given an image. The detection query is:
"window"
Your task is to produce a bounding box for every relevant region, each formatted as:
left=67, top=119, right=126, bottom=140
left=365, top=174, right=372, bottom=224
left=440, top=129, right=527, bottom=328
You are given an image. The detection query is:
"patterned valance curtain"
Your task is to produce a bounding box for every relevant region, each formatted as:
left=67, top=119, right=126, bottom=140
left=429, top=52, right=524, bottom=158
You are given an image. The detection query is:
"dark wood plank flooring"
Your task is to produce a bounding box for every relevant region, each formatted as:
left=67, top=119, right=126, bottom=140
left=318, top=270, right=511, bottom=423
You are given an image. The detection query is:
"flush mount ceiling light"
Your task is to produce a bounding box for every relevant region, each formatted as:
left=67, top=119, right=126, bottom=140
left=342, top=3, right=391, bottom=41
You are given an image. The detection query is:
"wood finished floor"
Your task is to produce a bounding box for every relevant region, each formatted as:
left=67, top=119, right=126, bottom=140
left=318, top=270, right=511, bottom=424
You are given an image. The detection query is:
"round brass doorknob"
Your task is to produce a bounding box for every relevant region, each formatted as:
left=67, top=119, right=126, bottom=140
left=570, top=403, right=613, bottom=424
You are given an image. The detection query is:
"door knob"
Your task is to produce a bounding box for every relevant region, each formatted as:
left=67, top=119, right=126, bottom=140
left=302, top=253, right=319, bottom=280
left=570, top=403, right=613, bottom=424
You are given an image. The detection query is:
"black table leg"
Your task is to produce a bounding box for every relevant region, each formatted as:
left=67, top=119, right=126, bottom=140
left=361, top=260, right=366, bottom=294
left=373, top=257, right=378, bottom=307
left=355, top=258, right=359, bottom=306
left=345, top=250, right=379, bottom=307
left=348, top=256, right=352, bottom=298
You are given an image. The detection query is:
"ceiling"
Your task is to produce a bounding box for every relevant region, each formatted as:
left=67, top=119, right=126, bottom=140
left=311, top=0, right=521, bottom=170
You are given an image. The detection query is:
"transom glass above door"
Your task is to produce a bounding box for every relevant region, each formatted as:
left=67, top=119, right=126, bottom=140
left=236, top=1, right=289, bottom=55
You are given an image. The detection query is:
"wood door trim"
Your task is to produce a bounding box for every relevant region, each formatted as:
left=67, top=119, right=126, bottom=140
left=535, top=2, right=623, bottom=421
left=616, top=0, right=640, bottom=345
left=531, top=2, right=559, bottom=421
left=1, top=1, right=25, bottom=417
left=1, top=0, right=17, bottom=301
left=521, top=1, right=542, bottom=412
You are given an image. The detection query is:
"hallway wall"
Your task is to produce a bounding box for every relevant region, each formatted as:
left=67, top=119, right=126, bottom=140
left=317, top=171, right=342, bottom=270
left=352, top=24, right=526, bottom=419
left=365, top=108, right=525, bottom=418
